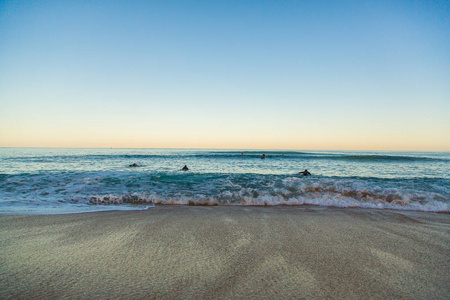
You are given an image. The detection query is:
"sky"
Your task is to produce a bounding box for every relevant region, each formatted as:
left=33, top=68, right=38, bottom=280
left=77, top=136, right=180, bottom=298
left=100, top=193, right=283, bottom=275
left=0, top=0, right=449, bottom=151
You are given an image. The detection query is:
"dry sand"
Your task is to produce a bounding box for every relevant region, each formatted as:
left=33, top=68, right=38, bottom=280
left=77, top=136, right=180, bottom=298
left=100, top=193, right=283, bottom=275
left=1, top=206, right=449, bottom=299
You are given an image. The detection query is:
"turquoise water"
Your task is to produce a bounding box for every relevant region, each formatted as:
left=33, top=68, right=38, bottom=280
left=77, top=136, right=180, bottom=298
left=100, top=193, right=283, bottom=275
left=0, top=148, right=449, bottom=214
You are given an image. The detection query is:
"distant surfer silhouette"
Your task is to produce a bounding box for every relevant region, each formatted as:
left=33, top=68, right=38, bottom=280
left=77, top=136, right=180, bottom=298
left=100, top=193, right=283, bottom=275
left=129, top=163, right=139, bottom=167
left=261, top=154, right=266, bottom=159
left=299, top=169, right=311, bottom=176
left=181, top=165, right=189, bottom=171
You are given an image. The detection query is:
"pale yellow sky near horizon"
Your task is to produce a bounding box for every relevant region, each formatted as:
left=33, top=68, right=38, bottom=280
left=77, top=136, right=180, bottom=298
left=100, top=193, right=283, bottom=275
left=1, top=118, right=449, bottom=151
left=1, top=91, right=449, bottom=151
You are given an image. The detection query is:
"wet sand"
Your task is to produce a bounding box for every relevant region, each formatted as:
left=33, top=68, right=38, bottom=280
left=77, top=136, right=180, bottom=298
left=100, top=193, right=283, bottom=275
left=1, top=206, right=449, bottom=299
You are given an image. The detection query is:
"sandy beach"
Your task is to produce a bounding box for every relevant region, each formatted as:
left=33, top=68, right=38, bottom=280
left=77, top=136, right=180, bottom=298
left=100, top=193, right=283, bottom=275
left=1, top=206, right=449, bottom=299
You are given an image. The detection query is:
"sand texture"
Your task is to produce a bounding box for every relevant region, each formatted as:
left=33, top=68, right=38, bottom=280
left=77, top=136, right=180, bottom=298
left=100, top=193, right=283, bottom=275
left=1, top=206, right=449, bottom=299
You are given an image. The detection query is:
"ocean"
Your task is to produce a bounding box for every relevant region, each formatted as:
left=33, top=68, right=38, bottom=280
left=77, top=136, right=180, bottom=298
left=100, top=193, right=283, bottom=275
left=0, top=148, right=449, bottom=214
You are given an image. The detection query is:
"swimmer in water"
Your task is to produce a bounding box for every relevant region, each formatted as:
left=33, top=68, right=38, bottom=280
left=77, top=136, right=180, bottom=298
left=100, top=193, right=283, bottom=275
left=181, top=165, right=189, bottom=171
left=261, top=154, right=266, bottom=159
left=299, top=169, right=311, bottom=176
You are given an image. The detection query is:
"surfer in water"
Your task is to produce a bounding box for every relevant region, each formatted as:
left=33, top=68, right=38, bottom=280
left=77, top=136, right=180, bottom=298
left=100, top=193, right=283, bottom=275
left=299, top=169, right=311, bottom=176
left=261, top=154, right=266, bottom=159
left=181, top=165, right=189, bottom=171
left=129, top=163, right=139, bottom=167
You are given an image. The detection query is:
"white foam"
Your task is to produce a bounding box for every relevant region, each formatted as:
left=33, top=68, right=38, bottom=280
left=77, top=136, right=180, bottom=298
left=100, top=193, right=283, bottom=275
left=0, top=204, right=154, bottom=215
left=1, top=172, right=449, bottom=213
left=83, top=177, right=449, bottom=212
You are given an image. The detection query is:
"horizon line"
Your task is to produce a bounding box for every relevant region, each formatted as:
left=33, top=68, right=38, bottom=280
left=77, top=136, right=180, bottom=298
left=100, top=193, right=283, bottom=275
left=0, top=146, right=448, bottom=153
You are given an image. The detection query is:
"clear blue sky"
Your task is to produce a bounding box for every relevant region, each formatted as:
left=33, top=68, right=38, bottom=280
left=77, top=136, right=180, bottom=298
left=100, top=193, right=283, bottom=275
left=1, top=0, right=449, bottom=150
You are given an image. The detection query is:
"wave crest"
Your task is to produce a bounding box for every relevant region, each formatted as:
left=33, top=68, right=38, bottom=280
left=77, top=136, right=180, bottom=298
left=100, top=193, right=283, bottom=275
left=87, top=178, right=449, bottom=212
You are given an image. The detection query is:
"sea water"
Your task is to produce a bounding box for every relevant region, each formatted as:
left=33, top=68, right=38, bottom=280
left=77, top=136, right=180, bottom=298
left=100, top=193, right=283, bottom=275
left=0, top=148, right=449, bottom=214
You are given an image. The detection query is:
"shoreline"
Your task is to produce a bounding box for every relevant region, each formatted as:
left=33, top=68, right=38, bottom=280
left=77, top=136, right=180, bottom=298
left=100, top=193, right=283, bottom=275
left=2, top=202, right=449, bottom=216
left=1, top=206, right=449, bottom=299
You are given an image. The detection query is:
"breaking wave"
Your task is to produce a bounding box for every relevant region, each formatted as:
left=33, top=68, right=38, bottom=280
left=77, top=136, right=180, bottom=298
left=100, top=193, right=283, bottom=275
left=5, top=151, right=447, bottom=164
left=86, top=177, right=449, bottom=212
